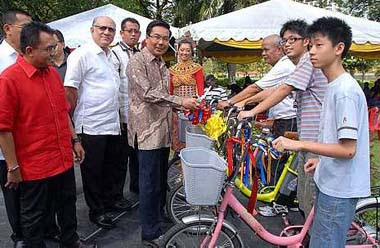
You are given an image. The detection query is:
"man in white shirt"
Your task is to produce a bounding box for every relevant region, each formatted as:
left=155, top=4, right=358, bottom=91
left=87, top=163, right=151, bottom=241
left=0, top=9, right=32, bottom=248
left=219, top=34, right=297, bottom=138
left=111, top=17, right=141, bottom=210
left=64, top=16, right=121, bottom=229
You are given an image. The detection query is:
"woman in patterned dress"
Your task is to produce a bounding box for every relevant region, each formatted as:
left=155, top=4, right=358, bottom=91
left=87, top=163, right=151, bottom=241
left=169, top=39, right=204, bottom=158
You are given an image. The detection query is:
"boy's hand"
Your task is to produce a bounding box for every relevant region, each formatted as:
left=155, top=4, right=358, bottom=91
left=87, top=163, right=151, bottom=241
left=304, top=158, right=319, bottom=175
left=238, top=110, right=254, bottom=120
left=272, top=136, right=302, bottom=152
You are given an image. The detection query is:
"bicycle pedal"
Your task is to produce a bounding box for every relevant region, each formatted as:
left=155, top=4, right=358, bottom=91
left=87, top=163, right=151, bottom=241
left=273, top=203, right=289, bottom=215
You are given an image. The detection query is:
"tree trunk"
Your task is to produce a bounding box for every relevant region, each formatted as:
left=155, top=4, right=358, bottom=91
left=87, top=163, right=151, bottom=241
left=227, top=63, right=236, bottom=85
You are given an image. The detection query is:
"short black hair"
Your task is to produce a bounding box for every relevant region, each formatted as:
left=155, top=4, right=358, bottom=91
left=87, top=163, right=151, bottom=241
left=146, top=20, right=171, bottom=37
left=308, top=17, right=352, bottom=58
left=1, top=9, right=31, bottom=36
left=280, top=19, right=308, bottom=38
left=54, top=29, right=64, bottom=43
left=121, top=17, right=140, bottom=30
left=2, top=9, right=31, bottom=25
left=205, top=74, right=216, bottom=82
left=20, top=21, right=55, bottom=54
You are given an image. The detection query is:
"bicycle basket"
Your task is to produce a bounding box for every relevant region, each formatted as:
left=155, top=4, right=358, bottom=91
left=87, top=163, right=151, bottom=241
left=185, top=126, right=214, bottom=149
left=180, top=147, right=227, bottom=205
left=178, top=113, right=192, bottom=143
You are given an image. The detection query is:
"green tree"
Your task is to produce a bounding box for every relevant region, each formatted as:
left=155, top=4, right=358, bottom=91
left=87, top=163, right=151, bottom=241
left=0, top=0, right=147, bottom=24
left=343, top=55, right=377, bottom=81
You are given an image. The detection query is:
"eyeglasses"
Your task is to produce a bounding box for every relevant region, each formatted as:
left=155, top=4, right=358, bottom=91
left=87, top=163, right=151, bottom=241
left=10, top=24, right=27, bottom=29
left=93, top=25, right=116, bottom=33
left=148, top=34, right=170, bottom=42
left=122, top=28, right=141, bottom=34
left=280, top=37, right=305, bottom=46
left=38, top=44, right=58, bottom=52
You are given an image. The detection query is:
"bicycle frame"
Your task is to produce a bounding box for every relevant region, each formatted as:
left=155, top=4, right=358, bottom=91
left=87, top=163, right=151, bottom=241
left=204, top=183, right=379, bottom=248
left=235, top=152, right=297, bottom=203
left=203, top=119, right=378, bottom=248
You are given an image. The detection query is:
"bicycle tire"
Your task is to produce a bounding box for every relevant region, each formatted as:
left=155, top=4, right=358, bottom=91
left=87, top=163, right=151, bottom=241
left=163, top=220, right=242, bottom=248
left=348, top=199, right=380, bottom=244
left=167, top=159, right=183, bottom=192
left=166, top=184, right=214, bottom=224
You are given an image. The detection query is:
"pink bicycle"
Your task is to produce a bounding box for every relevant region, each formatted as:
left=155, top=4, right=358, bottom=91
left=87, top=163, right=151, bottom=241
left=163, top=119, right=380, bottom=247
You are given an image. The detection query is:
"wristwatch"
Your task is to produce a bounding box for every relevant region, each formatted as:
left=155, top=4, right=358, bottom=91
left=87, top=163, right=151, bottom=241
left=72, top=137, right=81, bottom=145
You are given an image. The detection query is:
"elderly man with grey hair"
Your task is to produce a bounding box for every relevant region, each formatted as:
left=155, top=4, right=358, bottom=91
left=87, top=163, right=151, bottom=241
left=64, top=16, right=122, bottom=229
left=219, top=34, right=297, bottom=138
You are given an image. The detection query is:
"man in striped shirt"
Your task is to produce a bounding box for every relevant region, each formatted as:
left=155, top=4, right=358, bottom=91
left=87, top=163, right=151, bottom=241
left=204, top=74, right=228, bottom=101
left=239, top=19, right=328, bottom=217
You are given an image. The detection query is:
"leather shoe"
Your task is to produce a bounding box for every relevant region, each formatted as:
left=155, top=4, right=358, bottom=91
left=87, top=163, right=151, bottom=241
left=61, top=240, right=97, bottom=248
left=14, top=240, right=27, bottom=248
left=112, top=198, right=131, bottom=211
left=142, top=238, right=160, bottom=248
left=89, top=214, right=115, bottom=229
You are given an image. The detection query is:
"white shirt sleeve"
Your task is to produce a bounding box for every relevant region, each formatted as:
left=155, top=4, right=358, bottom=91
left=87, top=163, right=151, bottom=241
left=336, top=95, right=358, bottom=140
left=256, top=57, right=295, bottom=89
left=64, top=50, right=84, bottom=89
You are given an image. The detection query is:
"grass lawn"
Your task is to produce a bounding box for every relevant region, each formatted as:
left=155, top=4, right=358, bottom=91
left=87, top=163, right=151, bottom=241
left=370, top=139, right=380, bottom=188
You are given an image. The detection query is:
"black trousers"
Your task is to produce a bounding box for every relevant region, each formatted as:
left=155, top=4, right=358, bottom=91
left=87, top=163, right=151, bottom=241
left=19, top=168, right=79, bottom=248
left=0, top=160, right=22, bottom=242
left=272, top=117, right=297, bottom=139
left=138, top=148, right=169, bottom=240
left=79, top=134, right=122, bottom=217
left=116, top=123, right=139, bottom=198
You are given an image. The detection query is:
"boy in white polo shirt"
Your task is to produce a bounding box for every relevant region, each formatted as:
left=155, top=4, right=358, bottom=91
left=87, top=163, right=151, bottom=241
left=273, top=17, right=370, bottom=247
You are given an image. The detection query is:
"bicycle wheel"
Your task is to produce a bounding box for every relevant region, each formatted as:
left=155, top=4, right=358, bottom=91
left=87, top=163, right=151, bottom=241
left=166, top=184, right=214, bottom=224
left=163, top=220, right=242, bottom=248
left=167, top=159, right=183, bottom=191
left=347, top=199, right=380, bottom=244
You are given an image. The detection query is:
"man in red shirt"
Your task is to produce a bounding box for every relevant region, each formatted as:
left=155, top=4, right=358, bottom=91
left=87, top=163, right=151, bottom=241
left=0, top=21, right=95, bottom=248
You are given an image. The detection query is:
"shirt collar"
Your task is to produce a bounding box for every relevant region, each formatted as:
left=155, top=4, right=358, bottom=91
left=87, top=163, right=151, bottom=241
left=88, top=39, right=109, bottom=56
left=119, top=41, right=132, bottom=51
left=142, top=47, right=163, bottom=64
left=1, top=40, right=18, bottom=57
left=17, top=55, right=50, bottom=78
left=55, top=51, right=69, bottom=68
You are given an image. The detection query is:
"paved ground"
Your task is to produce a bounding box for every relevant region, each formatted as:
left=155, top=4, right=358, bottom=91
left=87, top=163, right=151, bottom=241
left=0, top=166, right=303, bottom=248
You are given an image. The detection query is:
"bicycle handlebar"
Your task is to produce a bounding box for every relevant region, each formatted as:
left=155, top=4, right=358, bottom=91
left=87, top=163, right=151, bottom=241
left=234, top=118, right=253, bottom=138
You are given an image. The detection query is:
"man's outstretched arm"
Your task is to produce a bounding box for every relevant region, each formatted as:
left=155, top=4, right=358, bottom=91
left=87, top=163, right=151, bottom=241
left=238, top=84, right=294, bottom=119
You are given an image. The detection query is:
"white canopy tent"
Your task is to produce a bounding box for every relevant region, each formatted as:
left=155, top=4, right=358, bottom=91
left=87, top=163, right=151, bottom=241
left=179, top=0, right=380, bottom=62
left=48, top=4, right=179, bottom=48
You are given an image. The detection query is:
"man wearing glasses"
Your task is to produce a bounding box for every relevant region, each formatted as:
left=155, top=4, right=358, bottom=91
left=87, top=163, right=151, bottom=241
left=0, top=21, right=94, bottom=248
left=111, top=17, right=141, bottom=211
left=65, top=16, right=121, bottom=229
left=0, top=9, right=32, bottom=248
left=127, top=20, right=199, bottom=247
left=239, top=19, right=328, bottom=218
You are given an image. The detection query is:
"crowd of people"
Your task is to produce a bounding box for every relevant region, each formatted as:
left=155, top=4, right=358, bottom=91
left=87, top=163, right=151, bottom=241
left=0, top=7, right=373, bottom=248
left=363, top=79, right=380, bottom=107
